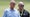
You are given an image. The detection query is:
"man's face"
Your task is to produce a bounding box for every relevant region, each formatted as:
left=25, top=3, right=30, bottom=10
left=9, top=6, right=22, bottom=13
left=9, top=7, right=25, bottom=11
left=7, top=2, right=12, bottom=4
left=10, top=2, right=15, bottom=9
left=18, top=4, right=24, bottom=11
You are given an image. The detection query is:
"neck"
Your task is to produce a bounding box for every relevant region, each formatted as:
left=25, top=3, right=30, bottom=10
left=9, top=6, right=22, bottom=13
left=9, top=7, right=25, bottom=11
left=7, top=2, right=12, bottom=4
left=10, top=8, right=14, bottom=10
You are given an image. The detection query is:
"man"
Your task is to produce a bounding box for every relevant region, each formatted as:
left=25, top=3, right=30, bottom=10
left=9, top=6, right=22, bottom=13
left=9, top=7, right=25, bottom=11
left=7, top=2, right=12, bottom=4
left=18, top=2, right=29, bottom=17
left=3, top=0, right=20, bottom=17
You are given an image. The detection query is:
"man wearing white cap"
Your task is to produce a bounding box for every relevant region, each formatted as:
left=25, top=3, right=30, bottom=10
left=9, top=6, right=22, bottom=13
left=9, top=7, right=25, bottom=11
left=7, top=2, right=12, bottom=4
left=18, top=2, right=29, bottom=17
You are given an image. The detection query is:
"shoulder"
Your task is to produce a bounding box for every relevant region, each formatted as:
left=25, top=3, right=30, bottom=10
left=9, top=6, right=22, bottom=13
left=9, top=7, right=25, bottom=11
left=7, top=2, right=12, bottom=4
left=24, top=10, right=29, bottom=14
left=14, top=8, right=19, bottom=14
left=4, top=8, right=10, bottom=12
left=14, top=8, right=19, bottom=12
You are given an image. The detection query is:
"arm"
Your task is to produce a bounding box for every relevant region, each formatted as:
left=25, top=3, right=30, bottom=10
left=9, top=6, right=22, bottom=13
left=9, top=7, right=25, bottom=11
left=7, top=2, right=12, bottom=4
left=18, top=15, right=21, bottom=17
left=18, top=12, right=21, bottom=17
left=3, top=10, right=7, bottom=17
left=28, top=12, right=29, bottom=17
left=18, top=13, right=21, bottom=17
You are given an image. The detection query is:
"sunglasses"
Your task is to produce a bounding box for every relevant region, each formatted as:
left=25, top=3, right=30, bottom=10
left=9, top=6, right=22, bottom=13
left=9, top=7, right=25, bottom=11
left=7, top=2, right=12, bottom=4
left=18, top=5, right=24, bottom=7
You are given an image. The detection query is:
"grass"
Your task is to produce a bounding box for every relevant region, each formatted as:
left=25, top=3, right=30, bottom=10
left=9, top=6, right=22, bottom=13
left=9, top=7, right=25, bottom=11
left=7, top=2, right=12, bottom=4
left=0, top=0, right=30, bottom=17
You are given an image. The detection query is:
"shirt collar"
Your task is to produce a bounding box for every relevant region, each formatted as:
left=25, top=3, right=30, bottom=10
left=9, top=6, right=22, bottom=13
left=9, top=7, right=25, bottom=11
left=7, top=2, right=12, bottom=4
left=10, top=8, right=15, bottom=11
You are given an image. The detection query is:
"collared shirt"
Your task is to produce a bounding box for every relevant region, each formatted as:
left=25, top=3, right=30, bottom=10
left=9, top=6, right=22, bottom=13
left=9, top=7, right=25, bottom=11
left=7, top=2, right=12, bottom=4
left=3, top=8, right=20, bottom=17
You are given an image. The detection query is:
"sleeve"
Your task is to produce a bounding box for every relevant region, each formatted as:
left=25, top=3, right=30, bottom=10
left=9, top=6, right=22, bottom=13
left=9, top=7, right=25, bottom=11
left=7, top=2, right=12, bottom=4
left=3, top=9, right=7, bottom=17
left=26, top=11, right=29, bottom=17
left=18, top=12, right=21, bottom=17
left=29, top=14, right=30, bottom=17
left=18, top=15, right=21, bottom=17
left=26, top=12, right=29, bottom=17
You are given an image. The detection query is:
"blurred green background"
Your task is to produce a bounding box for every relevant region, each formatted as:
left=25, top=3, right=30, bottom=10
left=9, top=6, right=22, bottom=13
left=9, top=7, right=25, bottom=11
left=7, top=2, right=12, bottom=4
left=0, top=0, right=30, bottom=17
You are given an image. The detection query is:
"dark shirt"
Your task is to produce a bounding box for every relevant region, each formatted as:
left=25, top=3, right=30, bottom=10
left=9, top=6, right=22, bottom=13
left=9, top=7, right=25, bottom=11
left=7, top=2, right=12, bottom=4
left=20, top=10, right=29, bottom=17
